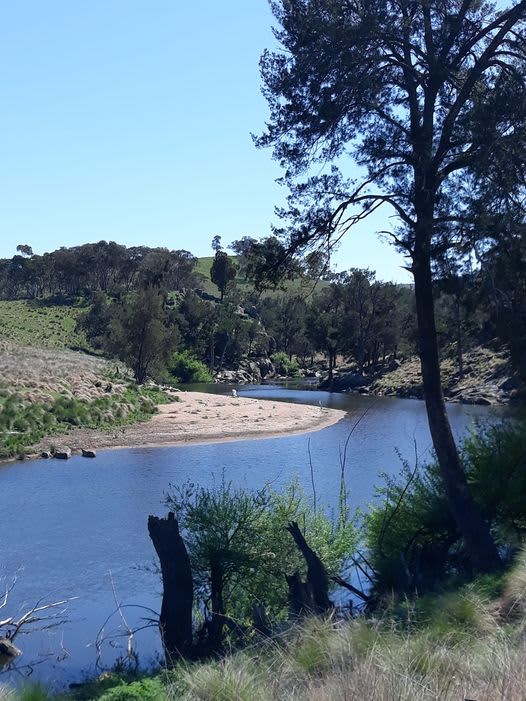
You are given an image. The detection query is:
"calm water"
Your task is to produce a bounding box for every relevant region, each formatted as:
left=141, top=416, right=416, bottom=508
left=0, top=385, right=501, bottom=687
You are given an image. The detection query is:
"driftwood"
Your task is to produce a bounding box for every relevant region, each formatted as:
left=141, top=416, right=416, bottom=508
left=148, top=512, right=193, bottom=663
left=286, top=521, right=332, bottom=615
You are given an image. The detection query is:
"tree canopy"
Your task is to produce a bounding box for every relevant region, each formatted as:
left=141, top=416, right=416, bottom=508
left=256, top=0, right=526, bottom=572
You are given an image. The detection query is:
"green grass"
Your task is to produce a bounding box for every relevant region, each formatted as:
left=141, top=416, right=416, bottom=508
left=0, top=385, right=170, bottom=459
left=0, top=300, right=89, bottom=350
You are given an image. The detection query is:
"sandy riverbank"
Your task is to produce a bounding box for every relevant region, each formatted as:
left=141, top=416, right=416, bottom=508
left=36, top=391, right=346, bottom=455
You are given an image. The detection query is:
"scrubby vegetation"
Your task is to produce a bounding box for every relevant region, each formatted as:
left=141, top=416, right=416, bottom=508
left=0, top=384, right=168, bottom=459
left=364, top=415, right=526, bottom=595
left=7, top=556, right=526, bottom=700
left=167, top=352, right=212, bottom=384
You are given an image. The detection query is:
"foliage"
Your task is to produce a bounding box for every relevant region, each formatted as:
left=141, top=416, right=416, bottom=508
left=165, top=478, right=358, bottom=624
left=256, top=0, right=526, bottom=572
left=97, top=679, right=165, bottom=701
left=209, top=251, right=237, bottom=302
left=80, top=288, right=179, bottom=384
left=0, top=385, right=166, bottom=458
left=270, top=351, right=300, bottom=377
left=167, top=351, right=212, bottom=384
left=364, top=415, right=526, bottom=594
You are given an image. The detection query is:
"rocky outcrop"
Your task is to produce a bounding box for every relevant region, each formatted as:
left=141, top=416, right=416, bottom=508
left=214, top=357, right=276, bottom=384
left=319, top=372, right=369, bottom=392
left=367, top=346, right=522, bottom=405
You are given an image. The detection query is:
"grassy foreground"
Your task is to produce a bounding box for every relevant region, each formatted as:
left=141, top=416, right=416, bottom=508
left=4, top=553, right=526, bottom=701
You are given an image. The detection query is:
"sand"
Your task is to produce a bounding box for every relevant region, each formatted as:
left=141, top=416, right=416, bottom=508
left=38, top=391, right=346, bottom=455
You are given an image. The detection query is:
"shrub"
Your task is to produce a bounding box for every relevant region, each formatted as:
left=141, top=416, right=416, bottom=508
left=364, top=415, right=526, bottom=595
left=167, top=351, right=212, bottom=384
left=271, top=351, right=300, bottom=377
left=165, top=478, right=358, bottom=625
left=98, top=679, right=165, bottom=701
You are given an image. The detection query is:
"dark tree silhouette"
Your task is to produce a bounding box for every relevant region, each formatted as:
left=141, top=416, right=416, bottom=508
left=257, top=0, right=526, bottom=572
left=210, top=250, right=237, bottom=302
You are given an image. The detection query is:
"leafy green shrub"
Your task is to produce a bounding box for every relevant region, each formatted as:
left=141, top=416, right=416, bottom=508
left=364, top=416, right=526, bottom=595
left=165, top=478, right=357, bottom=625
left=167, top=351, right=212, bottom=384
left=271, top=351, right=300, bottom=377
left=98, top=679, right=165, bottom=701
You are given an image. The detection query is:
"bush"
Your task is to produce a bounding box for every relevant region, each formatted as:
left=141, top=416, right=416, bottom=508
left=167, top=351, right=212, bottom=384
left=364, top=415, right=526, bottom=595
left=98, top=679, right=165, bottom=701
left=165, top=478, right=358, bottom=625
left=271, top=351, right=300, bottom=377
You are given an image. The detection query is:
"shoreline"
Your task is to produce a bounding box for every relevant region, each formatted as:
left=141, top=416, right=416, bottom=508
left=25, top=391, right=347, bottom=461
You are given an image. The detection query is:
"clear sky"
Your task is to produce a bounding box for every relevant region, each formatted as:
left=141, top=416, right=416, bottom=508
left=0, top=1, right=411, bottom=283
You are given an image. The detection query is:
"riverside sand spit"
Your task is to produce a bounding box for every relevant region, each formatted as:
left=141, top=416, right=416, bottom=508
left=36, top=391, right=346, bottom=455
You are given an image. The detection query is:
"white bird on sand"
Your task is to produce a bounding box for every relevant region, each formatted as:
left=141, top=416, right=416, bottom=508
left=231, top=389, right=238, bottom=398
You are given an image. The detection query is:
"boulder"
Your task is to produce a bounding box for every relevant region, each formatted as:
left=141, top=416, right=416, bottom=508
left=41, top=450, right=51, bottom=459
left=81, top=449, right=97, bottom=458
left=320, top=372, right=369, bottom=392
left=54, top=447, right=72, bottom=460
left=256, top=356, right=275, bottom=379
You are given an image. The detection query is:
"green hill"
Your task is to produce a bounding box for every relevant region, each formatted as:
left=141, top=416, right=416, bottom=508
left=0, top=299, right=88, bottom=350
left=195, top=255, right=327, bottom=300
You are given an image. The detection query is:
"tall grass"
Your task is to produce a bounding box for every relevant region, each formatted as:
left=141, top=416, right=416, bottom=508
left=0, top=386, right=167, bottom=458
left=172, top=612, right=526, bottom=700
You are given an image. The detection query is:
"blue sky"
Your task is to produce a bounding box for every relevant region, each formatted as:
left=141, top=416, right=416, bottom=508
left=0, top=1, right=411, bottom=282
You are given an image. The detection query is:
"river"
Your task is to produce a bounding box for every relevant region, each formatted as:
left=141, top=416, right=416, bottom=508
left=0, top=384, right=502, bottom=687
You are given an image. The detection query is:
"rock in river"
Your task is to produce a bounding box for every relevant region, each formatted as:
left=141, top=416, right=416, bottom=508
left=81, top=449, right=97, bottom=458
left=54, top=447, right=72, bottom=460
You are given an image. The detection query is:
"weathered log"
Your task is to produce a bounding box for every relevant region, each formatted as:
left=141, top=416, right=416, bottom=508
left=147, top=512, right=193, bottom=663
left=286, top=521, right=332, bottom=614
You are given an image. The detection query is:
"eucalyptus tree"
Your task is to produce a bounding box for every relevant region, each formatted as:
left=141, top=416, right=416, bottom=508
left=257, top=0, right=526, bottom=571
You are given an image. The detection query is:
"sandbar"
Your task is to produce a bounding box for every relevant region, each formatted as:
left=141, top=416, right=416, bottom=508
left=37, top=391, right=346, bottom=454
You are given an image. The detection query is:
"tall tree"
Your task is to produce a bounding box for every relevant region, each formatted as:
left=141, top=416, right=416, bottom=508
left=210, top=250, right=237, bottom=302
left=257, top=0, right=526, bottom=571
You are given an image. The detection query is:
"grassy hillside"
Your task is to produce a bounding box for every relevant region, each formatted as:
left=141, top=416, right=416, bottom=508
left=195, top=255, right=328, bottom=300
left=0, top=300, right=88, bottom=350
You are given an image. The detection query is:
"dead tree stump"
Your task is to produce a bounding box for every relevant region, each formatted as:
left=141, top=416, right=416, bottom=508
left=148, top=512, right=193, bottom=662
left=286, top=521, right=332, bottom=615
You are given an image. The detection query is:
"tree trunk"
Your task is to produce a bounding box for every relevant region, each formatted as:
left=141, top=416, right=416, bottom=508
left=455, top=293, right=464, bottom=379
left=207, top=560, right=225, bottom=654
left=327, top=350, right=334, bottom=383
left=147, top=513, right=194, bottom=662
left=286, top=521, right=332, bottom=614
left=412, top=242, right=501, bottom=573
left=208, top=331, right=215, bottom=373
